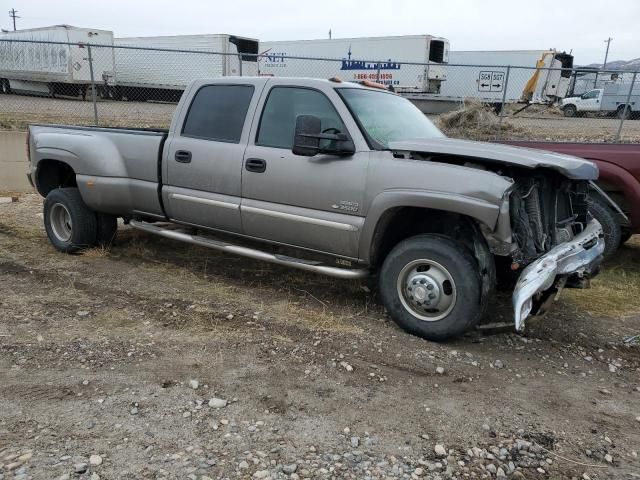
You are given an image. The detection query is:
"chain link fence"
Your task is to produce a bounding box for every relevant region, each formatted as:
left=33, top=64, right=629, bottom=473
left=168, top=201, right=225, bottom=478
left=1, top=38, right=639, bottom=143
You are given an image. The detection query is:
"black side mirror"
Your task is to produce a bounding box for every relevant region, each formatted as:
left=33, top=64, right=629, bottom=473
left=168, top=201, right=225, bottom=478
left=292, top=115, right=356, bottom=157
left=292, top=115, right=322, bottom=156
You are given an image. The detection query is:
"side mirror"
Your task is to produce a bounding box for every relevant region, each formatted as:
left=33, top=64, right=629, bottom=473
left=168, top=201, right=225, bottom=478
left=292, top=115, right=322, bottom=156
left=292, top=115, right=356, bottom=157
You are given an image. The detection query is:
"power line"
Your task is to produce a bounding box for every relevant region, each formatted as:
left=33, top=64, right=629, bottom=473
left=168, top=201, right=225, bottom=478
left=9, top=8, right=19, bottom=31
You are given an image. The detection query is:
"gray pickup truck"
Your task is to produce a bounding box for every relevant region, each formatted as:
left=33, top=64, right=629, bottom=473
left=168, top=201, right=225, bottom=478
left=27, top=77, right=604, bottom=340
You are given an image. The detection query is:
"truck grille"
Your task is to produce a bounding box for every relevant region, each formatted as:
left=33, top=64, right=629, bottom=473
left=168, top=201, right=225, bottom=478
left=510, top=177, right=589, bottom=263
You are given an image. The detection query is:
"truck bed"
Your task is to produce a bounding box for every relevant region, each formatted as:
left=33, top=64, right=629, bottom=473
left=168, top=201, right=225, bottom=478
left=29, top=124, right=168, bottom=219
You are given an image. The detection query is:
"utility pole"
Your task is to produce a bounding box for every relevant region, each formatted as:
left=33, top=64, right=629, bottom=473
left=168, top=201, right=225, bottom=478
left=8, top=8, right=19, bottom=31
left=595, top=37, right=613, bottom=88
left=602, top=37, right=612, bottom=70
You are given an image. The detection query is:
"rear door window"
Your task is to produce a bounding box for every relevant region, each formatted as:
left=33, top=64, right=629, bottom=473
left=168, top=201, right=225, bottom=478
left=182, top=84, right=254, bottom=143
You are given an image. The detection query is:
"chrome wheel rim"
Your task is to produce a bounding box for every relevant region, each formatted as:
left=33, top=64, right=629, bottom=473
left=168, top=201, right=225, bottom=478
left=396, top=259, right=457, bottom=321
left=50, top=203, right=73, bottom=242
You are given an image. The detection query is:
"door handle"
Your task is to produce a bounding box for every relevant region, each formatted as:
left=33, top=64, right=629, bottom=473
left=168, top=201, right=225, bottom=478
left=175, top=150, right=192, bottom=163
left=245, top=158, right=267, bottom=173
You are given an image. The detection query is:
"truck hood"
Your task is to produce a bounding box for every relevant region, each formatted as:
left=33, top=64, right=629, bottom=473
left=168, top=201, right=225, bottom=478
left=561, top=97, right=579, bottom=105
left=388, top=137, right=598, bottom=180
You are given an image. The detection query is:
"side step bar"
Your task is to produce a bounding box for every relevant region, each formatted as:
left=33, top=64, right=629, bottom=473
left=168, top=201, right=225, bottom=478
left=129, top=220, right=370, bottom=280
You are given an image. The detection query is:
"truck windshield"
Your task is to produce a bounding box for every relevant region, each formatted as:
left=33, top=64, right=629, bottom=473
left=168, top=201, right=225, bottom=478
left=338, top=87, right=444, bottom=149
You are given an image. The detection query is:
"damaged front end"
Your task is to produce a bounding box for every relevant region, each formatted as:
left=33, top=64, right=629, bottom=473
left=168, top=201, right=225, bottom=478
left=507, top=175, right=604, bottom=331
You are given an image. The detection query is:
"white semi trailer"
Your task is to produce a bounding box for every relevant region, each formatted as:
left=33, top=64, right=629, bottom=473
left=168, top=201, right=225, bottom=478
left=112, top=34, right=259, bottom=101
left=258, top=35, right=449, bottom=94
left=438, top=49, right=574, bottom=105
left=0, top=25, right=116, bottom=98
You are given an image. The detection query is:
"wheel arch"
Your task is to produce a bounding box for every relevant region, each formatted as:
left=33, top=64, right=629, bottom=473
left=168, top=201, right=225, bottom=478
left=595, top=161, right=640, bottom=233
left=35, top=158, right=78, bottom=197
left=368, top=205, right=497, bottom=335
left=360, top=191, right=502, bottom=266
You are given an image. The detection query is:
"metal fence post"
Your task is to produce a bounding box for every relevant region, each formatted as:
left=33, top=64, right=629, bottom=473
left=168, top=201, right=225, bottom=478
left=376, top=64, right=381, bottom=83
left=614, top=71, right=637, bottom=142
left=86, top=44, right=99, bottom=126
left=238, top=54, right=243, bottom=76
left=497, top=65, right=511, bottom=139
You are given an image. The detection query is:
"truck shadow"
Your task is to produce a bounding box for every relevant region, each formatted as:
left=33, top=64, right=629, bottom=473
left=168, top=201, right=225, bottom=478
left=108, top=227, right=640, bottom=349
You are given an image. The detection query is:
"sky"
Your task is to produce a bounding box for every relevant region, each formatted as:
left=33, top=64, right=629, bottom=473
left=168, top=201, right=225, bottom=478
left=1, top=0, right=637, bottom=65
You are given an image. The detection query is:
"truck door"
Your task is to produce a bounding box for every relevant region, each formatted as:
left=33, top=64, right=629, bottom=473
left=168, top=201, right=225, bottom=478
left=579, top=90, right=602, bottom=112
left=163, top=83, right=258, bottom=233
left=241, top=83, right=368, bottom=259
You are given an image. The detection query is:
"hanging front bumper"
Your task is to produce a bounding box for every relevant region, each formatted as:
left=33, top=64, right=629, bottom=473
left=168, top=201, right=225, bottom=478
left=512, top=219, right=604, bottom=332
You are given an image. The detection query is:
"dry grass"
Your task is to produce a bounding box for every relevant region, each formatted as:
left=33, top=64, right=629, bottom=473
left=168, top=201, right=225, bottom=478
left=0, top=112, right=169, bottom=130
left=117, top=232, right=154, bottom=258
left=0, top=191, right=23, bottom=198
left=437, top=99, right=531, bottom=141
left=80, top=246, right=111, bottom=258
left=275, top=299, right=364, bottom=334
left=565, top=236, right=640, bottom=318
left=504, top=103, right=564, bottom=117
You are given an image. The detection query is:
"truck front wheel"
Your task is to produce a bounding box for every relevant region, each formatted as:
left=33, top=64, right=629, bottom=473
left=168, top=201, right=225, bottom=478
left=44, top=188, right=97, bottom=253
left=563, top=104, right=577, bottom=117
left=379, top=235, right=482, bottom=341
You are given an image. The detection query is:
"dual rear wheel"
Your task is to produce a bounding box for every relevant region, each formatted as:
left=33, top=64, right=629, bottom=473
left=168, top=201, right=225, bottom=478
left=44, top=188, right=117, bottom=253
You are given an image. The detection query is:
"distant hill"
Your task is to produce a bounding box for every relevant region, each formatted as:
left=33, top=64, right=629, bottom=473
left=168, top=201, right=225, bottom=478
left=582, top=58, right=640, bottom=71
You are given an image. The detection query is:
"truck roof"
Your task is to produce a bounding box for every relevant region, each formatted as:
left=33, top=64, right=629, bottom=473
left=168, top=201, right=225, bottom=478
left=190, top=76, right=386, bottom=91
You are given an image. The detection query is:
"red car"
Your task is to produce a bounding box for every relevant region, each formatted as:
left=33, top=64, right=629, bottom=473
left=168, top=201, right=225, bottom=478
left=501, top=141, right=639, bottom=258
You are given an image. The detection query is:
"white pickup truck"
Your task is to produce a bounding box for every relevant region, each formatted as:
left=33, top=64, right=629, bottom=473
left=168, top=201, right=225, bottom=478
left=562, top=83, right=640, bottom=119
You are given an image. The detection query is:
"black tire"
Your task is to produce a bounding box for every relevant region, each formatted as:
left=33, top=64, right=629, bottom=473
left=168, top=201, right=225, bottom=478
left=617, top=105, right=631, bottom=120
left=44, top=188, right=97, bottom=253
left=379, top=234, right=483, bottom=341
left=563, top=104, right=577, bottom=117
left=111, top=87, right=123, bottom=101
left=589, top=195, right=621, bottom=260
left=0, top=79, right=11, bottom=94
left=96, top=213, right=118, bottom=247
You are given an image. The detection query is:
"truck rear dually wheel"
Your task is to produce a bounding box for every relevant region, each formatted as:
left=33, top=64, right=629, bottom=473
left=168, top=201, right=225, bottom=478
left=96, top=213, right=118, bottom=248
left=44, top=188, right=97, bottom=253
left=379, top=235, right=482, bottom=341
left=617, top=105, right=632, bottom=120
left=0, top=79, right=11, bottom=94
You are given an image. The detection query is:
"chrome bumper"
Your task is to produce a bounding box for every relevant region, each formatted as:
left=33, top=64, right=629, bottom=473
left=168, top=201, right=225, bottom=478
left=513, top=219, right=604, bottom=331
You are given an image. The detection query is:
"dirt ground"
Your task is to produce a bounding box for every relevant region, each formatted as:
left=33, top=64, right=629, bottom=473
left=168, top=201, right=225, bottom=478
left=1, top=195, right=639, bottom=480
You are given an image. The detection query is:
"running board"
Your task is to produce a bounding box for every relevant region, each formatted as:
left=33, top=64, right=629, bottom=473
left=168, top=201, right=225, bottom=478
left=129, top=220, right=369, bottom=280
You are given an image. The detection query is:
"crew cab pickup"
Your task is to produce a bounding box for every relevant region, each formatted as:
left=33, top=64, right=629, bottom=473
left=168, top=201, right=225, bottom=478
left=27, top=77, right=604, bottom=340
